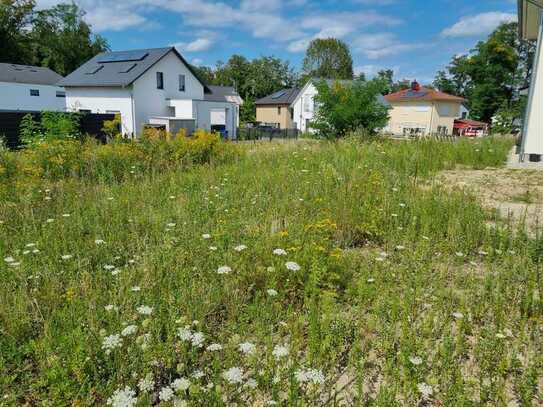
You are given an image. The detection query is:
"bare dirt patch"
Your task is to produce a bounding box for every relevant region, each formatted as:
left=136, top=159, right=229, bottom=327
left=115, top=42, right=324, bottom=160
left=439, top=168, right=543, bottom=232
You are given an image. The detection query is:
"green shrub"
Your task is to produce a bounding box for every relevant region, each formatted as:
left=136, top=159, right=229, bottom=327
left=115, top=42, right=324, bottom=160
left=19, top=111, right=81, bottom=147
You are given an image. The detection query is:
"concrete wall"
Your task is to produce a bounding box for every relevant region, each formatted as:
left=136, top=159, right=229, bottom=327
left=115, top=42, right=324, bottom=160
left=256, top=105, right=295, bottom=129
left=65, top=86, right=134, bottom=134
left=195, top=100, right=237, bottom=139
left=522, top=15, right=543, bottom=156
left=0, top=82, right=66, bottom=112
left=132, top=51, right=205, bottom=135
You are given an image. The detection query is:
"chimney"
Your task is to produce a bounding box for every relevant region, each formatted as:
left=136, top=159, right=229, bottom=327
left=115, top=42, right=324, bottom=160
left=411, top=80, right=420, bottom=91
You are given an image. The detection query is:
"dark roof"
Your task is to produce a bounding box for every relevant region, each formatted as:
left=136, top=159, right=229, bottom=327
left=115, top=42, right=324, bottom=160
left=0, top=63, right=63, bottom=85
left=255, top=88, right=300, bottom=105
left=385, top=86, right=464, bottom=103
left=58, top=47, right=209, bottom=91
left=204, top=85, right=242, bottom=103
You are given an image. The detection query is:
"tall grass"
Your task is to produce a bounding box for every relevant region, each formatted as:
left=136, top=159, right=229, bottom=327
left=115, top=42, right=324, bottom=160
left=2, top=135, right=541, bottom=406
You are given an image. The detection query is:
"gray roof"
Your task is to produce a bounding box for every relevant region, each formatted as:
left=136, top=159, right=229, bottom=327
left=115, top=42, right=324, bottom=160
left=58, top=47, right=209, bottom=91
left=204, top=85, right=242, bottom=103
left=255, top=88, right=300, bottom=105
left=0, top=63, right=63, bottom=85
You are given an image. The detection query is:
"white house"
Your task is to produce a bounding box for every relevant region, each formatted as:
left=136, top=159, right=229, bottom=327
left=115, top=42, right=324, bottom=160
left=291, top=79, right=389, bottom=133
left=59, top=47, right=241, bottom=138
left=0, top=63, right=65, bottom=112
left=519, top=0, right=543, bottom=160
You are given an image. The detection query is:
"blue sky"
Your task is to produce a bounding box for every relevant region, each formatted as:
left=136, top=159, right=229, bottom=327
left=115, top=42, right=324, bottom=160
left=39, top=0, right=518, bottom=83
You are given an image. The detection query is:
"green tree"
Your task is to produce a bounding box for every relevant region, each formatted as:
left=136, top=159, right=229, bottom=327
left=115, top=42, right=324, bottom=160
left=302, top=38, right=354, bottom=81
left=311, top=78, right=390, bottom=139
left=435, top=22, right=536, bottom=123
left=191, top=65, right=215, bottom=85
left=0, top=0, right=35, bottom=64
left=30, top=3, right=108, bottom=76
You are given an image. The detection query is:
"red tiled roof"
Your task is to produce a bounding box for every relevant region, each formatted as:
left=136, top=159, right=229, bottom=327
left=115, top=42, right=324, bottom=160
left=454, top=118, right=488, bottom=128
left=384, top=86, right=465, bottom=103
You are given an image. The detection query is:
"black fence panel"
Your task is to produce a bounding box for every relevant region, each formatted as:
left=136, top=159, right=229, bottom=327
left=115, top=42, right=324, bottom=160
left=236, top=127, right=300, bottom=141
left=0, top=111, right=116, bottom=149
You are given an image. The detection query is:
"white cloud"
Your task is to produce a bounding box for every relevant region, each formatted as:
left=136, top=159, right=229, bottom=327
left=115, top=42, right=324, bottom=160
left=353, top=32, right=422, bottom=59
left=181, top=38, right=214, bottom=52
left=191, top=58, right=204, bottom=66
left=441, top=12, right=517, bottom=38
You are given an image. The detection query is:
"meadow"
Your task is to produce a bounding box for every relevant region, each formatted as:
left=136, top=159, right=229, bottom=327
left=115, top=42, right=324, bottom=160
left=1, top=135, right=542, bottom=406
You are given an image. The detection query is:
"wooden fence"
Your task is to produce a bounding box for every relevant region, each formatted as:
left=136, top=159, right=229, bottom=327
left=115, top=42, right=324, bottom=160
left=0, top=111, right=116, bottom=149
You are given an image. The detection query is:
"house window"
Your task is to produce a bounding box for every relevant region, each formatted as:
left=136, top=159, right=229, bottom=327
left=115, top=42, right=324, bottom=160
left=56, top=91, right=66, bottom=98
left=278, top=106, right=282, bottom=115
left=437, top=126, right=448, bottom=135
left=179, top=75, right=185, bottom=91
left=157, top=72, right=164, bottom=89
left=30, top=89, right=40, bottom=97
left=304, top=97, right=313, bottom=113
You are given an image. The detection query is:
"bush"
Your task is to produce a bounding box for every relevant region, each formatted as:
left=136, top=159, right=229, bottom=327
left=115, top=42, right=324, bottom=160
left=20, top=111, right=81, bottom=147
left=311, top=78, right=390, bottom=139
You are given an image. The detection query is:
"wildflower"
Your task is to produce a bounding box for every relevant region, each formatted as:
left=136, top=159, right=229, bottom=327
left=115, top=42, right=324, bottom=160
left=62, top=213, right=71, bottom=218
left=266, top=401, right=278, bottom=406
left=159, top=387, right=174, bottom=402
left=267, top=289, right=278, bottom=297
left=223, top=367, right=244, bottom=384
left=295, top=369, right=325, bottom=385
left=138, top=374, right=154, bottom=393
left=25, top=243, right=36, bottom=248
left=173, top=399, right=187, bottom=407
left=191, top=331, right=205, bottom=348
left=495, top=333, right=506, bottom=339
left=8, top=262, right=20, bottom=267
left=202, top=234, right=212, bottom=239
left=395, top=245, right=406, bottom=251
left=272, top=345, right=289, bottom=359
left=111, top=269, right=121, bottom=276
left=131, top=286, right=141, bottom=292
left=245, top=378, right=258, bottom=389
left=209, top=246, right=218, bottom=251
left=104, top=265, right=115, bottom=271
left=121, top=325, right=138, bottom=337
left=61, top=254, right=73, bottom=260
left=409, top=356, right=423, bottom=366
left=191, top=370, right=204, bottom=379
left=478, top=250, right=488, bottom=256
left=207, top=343, right=223, bottom=351
left=285, top=261, right=301, bottom=271
left=217, top=266, right=232, bottom=275
left=273, top=248, right=287, bottom=256
left=417, top=382, right=433, bottom=398
left=367, top=278, right=375, bottom=283
left=171, top=378, right=191, bottom=392
left=399, top=203, right=406, bottom=208
left=102, top=334, right=122, bottom=355
left=234, top=244, right=247, bottom=252
left=375, top=257, right=385, bottom=262
left=95, top=239, right=106, bottom=245
left=46, top=218, right=55, bottom=223
left=137, top=305, right=153, bottom=316
left=452, top=312, right=464, bottom=320
left=105, top=304, right=118, bottom=312
left=167, top=223, right=176, bottom=228
left=4, top=256, right=15, bottom=263
left=455, top=252, right=464, bottom=258
left=106, top=387, right=137, bottom=407
left=178, top=326, right=193, bottom=341
left=239, top=342, right=256, bottom=355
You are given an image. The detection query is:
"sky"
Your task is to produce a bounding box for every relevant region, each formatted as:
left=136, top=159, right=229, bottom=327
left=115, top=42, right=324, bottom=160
left=37, top=0, right=519, bottom=84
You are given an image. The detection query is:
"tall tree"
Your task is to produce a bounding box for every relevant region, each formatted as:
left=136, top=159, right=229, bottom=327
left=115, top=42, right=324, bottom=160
left=30, top=3, right=108, bottom=76
left=434, top=22, right=536, bottom=123
left=302, top=38, right=354, bottom=81
left=0, top=0, right=35, bottom=64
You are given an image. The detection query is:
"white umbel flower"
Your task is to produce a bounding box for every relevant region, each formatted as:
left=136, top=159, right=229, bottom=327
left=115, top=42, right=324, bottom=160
left=239, top=342, right=256, bottom=355
left=107, top=387, right=137, bottom=407
left=121, top=325, right=138, bottom=337
left=267, top=289, right=278, bottom=297
left=159, top=387, right=174, bottom=402
left=273, top=249, right=287, bottom=256
left=295, top=368, right=325, bottom=385
left=171, top=378, right=191, bottom=392
left=272, top=345, right=289, bottom=359
left=207, top=343, right=223, bottom=351
left=234, top=245, right=247, bottom=252
left=138, top=373, right=154, bottom=393
left=285, top=261, right=301, bottom=271
left=137, top=305, right=153, bottom=316
left=102, top=334, right=122, bottom=355
left=217, top=266, right=232, bottom=275
left=223, top=367, right=244, bottom=384
left=409, top=356, right=423, bottom=366
left=417, top=382, right=433, bottom=398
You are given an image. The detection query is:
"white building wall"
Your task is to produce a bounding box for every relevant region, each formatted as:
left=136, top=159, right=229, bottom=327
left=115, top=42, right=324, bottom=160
left=292, top=82, right=318, bottom=133
left=522, top=15, right=543, bottom=157
left=0, top=82, right=66, bottom=112
left=132, top=51, right=205, bottom=135
left=65, top=87, right=134, bottom=135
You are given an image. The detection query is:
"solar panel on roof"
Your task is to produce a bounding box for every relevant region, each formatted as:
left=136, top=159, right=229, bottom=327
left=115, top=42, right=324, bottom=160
left=271, top=91, right=287, bottom=99
left=119, top=63, right=137, bottom=73
left=98, top=51, right=149, bottom=63
left=405, top=90, right=428, bottom=97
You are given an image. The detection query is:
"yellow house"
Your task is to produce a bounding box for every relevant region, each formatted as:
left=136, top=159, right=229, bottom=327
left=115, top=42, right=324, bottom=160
left=255, top=88, right=300, bottom=129
left=384, top=82, right=465, bottom=136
